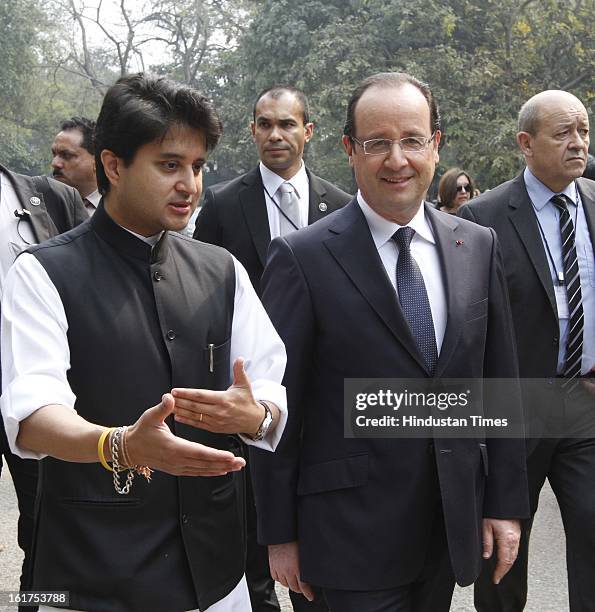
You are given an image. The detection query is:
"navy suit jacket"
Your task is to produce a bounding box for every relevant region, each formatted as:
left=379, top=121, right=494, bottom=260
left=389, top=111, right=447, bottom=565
left=251, top=199, right=529, bottom=590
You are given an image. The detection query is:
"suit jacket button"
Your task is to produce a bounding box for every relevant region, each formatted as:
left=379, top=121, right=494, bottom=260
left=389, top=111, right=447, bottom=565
left=553, top=337, right=559, bottom=346
left=166, top=330, right=176, bottom=341
left=153, top=271, right=163, bottom=281
left=182, top=514, right=188, bottom=524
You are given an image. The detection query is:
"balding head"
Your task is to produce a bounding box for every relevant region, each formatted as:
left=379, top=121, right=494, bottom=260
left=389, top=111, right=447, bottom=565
left=516, top=90, right=589, bottom=192
left=518, top=90, right=587, bottom=134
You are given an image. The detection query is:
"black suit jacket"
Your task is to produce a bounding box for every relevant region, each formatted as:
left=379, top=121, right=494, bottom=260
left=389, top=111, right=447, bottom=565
left=1, top=164, right=87, bottom=242
left=459, top=174, right=595, bottom=379
left=193, top=165, right=351, bottom=292
left=251, top=199, right=529, bottom=590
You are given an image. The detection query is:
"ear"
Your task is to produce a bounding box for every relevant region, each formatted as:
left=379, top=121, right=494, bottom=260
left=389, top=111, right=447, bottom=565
left=433, top=130, right=442, bottom=163
left=342, top=135, right=355, bottom=168
left=250, top=121, right=256, bottom=140
left=517, top=131, right=533, bottom=158
left=304, top=122, right=314, bottom=143
left=100, top=150, right=123, bottom=189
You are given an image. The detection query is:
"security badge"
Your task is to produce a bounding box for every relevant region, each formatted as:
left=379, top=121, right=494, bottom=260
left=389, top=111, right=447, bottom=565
left=30, top=196, right=41, bottom=206
left=318, top=202, right=328, bottom=212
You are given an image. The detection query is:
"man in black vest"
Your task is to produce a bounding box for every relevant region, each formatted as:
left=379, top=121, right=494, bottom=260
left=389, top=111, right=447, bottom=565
left=0, top=163, right=86, bottom=609
left=0, top=74, right=287, bottom=612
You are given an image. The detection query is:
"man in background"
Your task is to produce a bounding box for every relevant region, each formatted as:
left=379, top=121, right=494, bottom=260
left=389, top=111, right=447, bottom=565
left=0, top=161, right=86, bottom=606
left=51, top=116, right=99, bottom=214
left=460, top=90, right=594, bottom=612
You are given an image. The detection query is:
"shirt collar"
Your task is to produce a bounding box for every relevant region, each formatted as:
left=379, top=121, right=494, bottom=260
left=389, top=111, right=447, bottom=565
left=84, top=189, right=101, bottom=208
left=524, top=167, right=578, bottom=211
left=356, top=191, right=435, bottom=250
left=259, top=161, right=308, bottom=200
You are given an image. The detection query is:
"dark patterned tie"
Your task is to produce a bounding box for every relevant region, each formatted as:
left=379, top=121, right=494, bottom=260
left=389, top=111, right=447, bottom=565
left=393, top=227, right=438, bottom=374
left=551, top=194, right=584, bottom=382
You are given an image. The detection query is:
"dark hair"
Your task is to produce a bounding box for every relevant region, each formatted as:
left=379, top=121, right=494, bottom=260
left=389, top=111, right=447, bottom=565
left=438, top=168, right=475, bottom=210
left=95, top=73, right=223, bottom=194
left=253, top=85, right=310, bottom=125
left=343, top=72, right=440, bottom=139
left=60, top=116, right=96, bottom=155
left=583, top=154, right=595, bottom=180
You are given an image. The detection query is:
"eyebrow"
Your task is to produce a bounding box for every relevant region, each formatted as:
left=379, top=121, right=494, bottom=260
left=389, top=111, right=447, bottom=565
left=158, top=152, right=207, bottom=163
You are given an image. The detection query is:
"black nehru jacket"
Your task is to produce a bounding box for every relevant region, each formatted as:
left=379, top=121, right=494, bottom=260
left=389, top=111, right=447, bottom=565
left=27, top=204, right=244, bottom=612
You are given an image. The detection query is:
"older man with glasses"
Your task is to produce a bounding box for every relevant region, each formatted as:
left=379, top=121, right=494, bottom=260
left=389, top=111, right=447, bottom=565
left=250, top=72, right=529, bottom=612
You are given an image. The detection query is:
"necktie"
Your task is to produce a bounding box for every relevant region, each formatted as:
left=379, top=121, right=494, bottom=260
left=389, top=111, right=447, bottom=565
left=393, top=227, right=438, bottom=374
left=277, top=182, right=301, bottom=236
left=551, top=194, right=584, bottom=381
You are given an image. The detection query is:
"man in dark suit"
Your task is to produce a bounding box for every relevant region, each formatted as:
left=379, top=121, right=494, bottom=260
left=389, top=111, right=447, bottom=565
left=194, top=85, right=351, bottom=294
left=251, top=72, right=529, bottom=612
left=195, top=86, right=350, bottom=612
left=0, top=162, right=86, bottom=602
left=459, top=90, right=594, bottom=612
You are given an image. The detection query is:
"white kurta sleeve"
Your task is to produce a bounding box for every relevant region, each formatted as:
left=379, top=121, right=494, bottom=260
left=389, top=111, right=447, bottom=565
left=1, top=253, right=77, bottom=459
left=230, top=257, right=287, bottom=451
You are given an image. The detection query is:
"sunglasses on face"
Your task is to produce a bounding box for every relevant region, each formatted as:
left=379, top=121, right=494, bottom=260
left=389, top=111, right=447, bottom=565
left=456, top=184, right=472, bottom=193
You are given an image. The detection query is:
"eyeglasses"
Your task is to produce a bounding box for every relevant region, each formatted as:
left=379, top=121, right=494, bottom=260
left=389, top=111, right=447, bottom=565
left=456, top=184, right=472, bottom=193
left=351, top=133, right=436, bottom=155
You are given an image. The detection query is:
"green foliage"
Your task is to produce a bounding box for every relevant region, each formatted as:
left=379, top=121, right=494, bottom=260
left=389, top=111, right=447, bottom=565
left=2, top=0, right=594, bottom=187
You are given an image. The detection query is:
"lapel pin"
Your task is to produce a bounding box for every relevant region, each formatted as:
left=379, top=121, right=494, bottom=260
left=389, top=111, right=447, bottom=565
left=30, top=196, right=41, bottom=206
left=455, top=240, right=464, bottom=247
left=318, top=202, right=328, bottom=212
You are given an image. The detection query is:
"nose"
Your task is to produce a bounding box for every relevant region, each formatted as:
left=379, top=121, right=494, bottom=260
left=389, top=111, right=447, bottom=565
left=568, top=129, right=588, bottom=151
left=51, top=156, right=62, bottom=169
left=268, top=124, right=283, bottom=141
left=383, top=141, right=408, bottom=170
left=176, top=166, right=199, bottom=196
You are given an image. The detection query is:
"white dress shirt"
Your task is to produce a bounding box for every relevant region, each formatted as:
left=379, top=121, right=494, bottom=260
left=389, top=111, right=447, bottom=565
left=260, top=161, right=309, bottom=237
left=357, top=192, right=447, bottom=354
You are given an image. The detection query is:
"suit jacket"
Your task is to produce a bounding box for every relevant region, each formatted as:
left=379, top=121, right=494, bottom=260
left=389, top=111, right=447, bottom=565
left=459, top=173, right=595, bottom=379
left=459, top=174, right=595, bottom=442
left=250, top=199, right=529, bottom=590
left=193, top=165, right=351, bottom=293
left=1, top=164, right=87, bottom=242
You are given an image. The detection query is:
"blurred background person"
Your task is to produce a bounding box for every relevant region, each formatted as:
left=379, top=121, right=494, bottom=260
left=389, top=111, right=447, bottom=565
left=437, top=167, right=475, bottom=214
left=51, top=117, right=98, bottom=215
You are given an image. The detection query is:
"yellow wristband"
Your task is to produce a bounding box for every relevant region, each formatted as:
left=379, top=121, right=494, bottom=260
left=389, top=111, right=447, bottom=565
left=98, top=427, right=115, bottom=472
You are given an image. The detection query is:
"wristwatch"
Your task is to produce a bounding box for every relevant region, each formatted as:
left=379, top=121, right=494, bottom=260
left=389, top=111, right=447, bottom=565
left=252, top=401, right=274, bottom=441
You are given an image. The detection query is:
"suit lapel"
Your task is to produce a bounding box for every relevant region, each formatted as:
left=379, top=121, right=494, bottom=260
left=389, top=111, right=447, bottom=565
left=507, top=174, right=557, bottom=316
left=239, top=167, right=271, bottom=267
left=4, top=169, right=56, bottom=243
left=425, top=206, right=469, bottom=376
left=578, top=177, right=595, bottom=240
left=324, top=200, right=428, bottom=372
left=307, top=170, right=330, bottom=224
